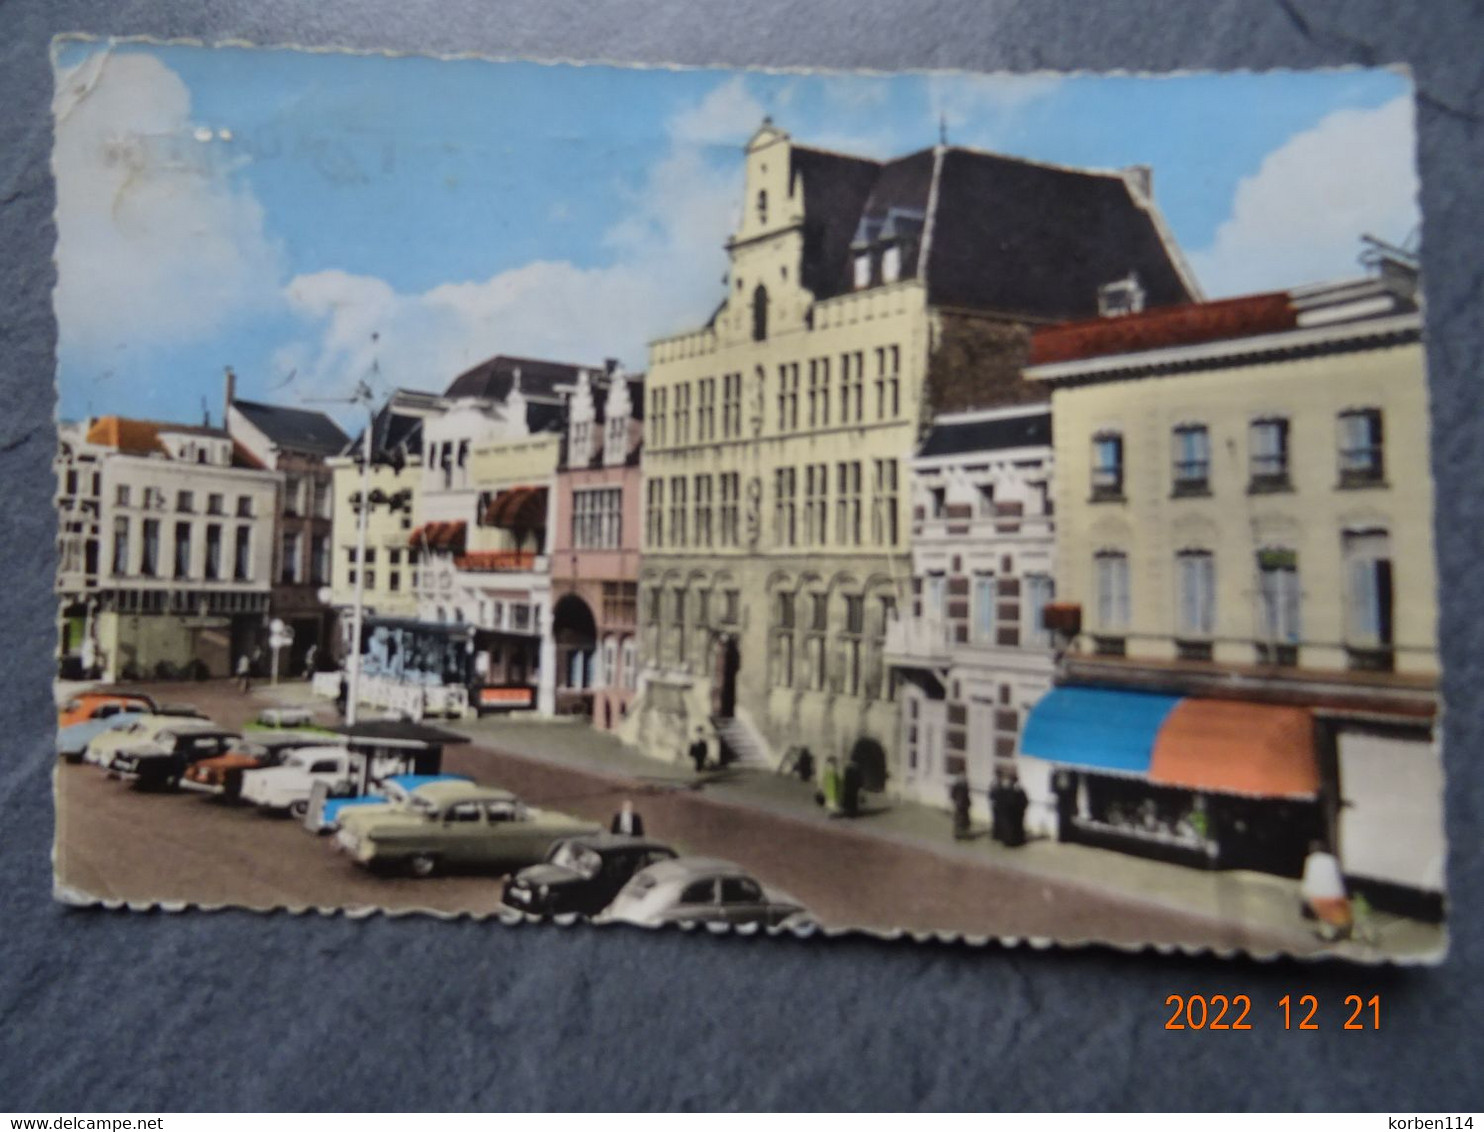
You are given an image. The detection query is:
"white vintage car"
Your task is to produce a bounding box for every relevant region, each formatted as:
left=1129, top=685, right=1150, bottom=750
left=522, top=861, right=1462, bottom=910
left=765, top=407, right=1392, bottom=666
left=238, top=745, right=356, bottom=818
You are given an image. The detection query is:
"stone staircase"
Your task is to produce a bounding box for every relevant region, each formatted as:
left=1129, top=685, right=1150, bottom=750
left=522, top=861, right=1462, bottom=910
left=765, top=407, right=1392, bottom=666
left=712, top=714, right=773, bottom=770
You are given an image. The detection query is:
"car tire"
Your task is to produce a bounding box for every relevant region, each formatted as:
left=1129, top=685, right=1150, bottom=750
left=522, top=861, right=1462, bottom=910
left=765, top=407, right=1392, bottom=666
left=288, top=800, right=309, bottom=820
left=407, top=853, right=439, bottom=879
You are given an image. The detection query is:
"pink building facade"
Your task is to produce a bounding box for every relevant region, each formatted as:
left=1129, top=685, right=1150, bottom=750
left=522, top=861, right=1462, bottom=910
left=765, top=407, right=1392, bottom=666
left=550, top=368, right=645, bottom=731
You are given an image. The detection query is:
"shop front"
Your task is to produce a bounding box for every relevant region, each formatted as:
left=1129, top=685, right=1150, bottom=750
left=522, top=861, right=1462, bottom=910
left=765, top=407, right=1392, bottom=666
left=1023, top=687, right=1324, bottom=877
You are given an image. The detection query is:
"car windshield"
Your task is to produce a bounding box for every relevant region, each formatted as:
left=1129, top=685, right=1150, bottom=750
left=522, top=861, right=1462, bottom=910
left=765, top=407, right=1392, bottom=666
left=549, top=842, right=602, bottom=877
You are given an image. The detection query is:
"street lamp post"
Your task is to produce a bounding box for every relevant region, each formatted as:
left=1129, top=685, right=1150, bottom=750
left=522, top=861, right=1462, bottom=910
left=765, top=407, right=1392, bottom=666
left=344, top=400, right=374, bottom=727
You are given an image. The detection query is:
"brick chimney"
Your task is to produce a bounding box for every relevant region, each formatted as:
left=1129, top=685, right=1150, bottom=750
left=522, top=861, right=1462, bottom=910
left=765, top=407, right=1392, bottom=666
left=223, top=365, right=237, bottom=428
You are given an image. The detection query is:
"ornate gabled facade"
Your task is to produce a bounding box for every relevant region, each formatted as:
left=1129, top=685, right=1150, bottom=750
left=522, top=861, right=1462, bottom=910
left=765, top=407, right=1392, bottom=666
left=626, top=119, right=1198, bottom=783
left=552, top=365, right=645, bottom=732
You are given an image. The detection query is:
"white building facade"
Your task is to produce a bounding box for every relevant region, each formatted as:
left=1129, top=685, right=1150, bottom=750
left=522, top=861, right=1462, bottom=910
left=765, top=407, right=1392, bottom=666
left=885, top=405, right=1058, bottom=830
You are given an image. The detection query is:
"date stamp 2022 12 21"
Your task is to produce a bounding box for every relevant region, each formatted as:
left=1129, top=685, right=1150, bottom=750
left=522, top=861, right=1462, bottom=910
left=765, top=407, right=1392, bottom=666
left=1163, top=994, right=1384, bottom=1031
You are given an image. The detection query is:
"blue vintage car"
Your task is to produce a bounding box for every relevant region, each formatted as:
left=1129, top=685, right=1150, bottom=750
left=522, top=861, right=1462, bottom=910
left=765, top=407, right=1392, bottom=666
left=313, top=773, right=473, bottom=833
left=57, top=711, right=150, bottom=764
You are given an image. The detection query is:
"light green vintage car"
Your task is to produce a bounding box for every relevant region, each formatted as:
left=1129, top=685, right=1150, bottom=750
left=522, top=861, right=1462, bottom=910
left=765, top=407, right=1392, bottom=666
left=335, top=779, right=602, bottom=878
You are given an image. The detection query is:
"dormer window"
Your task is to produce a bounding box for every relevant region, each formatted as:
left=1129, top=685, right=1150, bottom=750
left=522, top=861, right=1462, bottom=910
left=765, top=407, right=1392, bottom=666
left=882, top=244, right=901, bottom=284
left=1098, top=273, right=1146, bottom=317
left=757, top=189, right=768, bottom=226
left=853, top=253, right=871, bottom=290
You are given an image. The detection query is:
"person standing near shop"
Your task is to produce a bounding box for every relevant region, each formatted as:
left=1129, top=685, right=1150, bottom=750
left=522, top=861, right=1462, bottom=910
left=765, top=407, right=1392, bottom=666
left=1301, top=840, right=1352, bottom=941
left=236, top=653, right=252, bottom=693
left=688, top=727, right=709, bottom=774
left=950, top=772, right=972, bottom=840
left=819, top=756, right=842, bottom=816
left=999, top=772, right=1029, bottom=848
left=841, top=759, right=863, bottom=818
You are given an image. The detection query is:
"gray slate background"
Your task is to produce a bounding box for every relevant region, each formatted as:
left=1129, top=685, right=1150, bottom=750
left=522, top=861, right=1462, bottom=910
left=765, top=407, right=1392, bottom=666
left=2, top=0, right=1481, bottom=1112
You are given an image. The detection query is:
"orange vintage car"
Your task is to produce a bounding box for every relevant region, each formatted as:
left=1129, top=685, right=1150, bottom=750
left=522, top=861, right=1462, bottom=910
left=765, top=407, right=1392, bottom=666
left=183, top=732, right=331, bottom=799
left=58, top=690, right=158, bottom=729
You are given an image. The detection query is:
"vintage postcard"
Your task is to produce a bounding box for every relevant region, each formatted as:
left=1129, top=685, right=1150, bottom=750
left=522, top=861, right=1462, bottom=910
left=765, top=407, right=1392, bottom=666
left=49, top=39, right=1446, bottom=961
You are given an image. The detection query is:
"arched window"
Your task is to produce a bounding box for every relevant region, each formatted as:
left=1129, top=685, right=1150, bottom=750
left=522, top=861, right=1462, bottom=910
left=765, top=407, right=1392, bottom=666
left=757, top=189, right=768, bottom=225
left=752, top=285, right=769, bottom=342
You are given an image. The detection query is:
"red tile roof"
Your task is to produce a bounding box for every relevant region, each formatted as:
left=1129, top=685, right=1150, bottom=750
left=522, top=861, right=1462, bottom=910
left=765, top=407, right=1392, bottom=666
left=1029, top=292, right=1296, bottom=367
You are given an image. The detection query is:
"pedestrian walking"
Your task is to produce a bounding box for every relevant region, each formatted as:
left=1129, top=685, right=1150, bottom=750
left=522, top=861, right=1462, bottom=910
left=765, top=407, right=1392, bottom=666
left=303, top=643, right=318, bottom=679
left=334, top=671, right=348, bottom=719
left=950, top=772, right=972, bottom=840
left=236, top=653, right=252, bottom=693
left=819, top=756, right=842, bottom=816
left=610, top=799, right=646, bottom=837
left=1301, top=840, right=1352, bottom=941
left=841, top=760, right=863, bottom=818
left=688, top=727, right=709, bottom=774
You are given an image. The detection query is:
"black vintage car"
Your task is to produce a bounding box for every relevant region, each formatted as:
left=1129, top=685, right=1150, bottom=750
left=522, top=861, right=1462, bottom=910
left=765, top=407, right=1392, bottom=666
left=109, top=728, right=243, bottom=790
left=502, top=834, right=678, bottom=918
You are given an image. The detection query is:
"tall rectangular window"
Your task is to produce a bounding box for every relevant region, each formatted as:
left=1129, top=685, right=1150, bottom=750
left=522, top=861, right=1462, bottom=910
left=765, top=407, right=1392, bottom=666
left=281, top=531, right=301, bottom=584
left=1092, top=433, right=1124, bottom=499
left=233, top=526, right=251, bottom=582
left=176, top=490, right=194, bottom=513
left=650, top=387, right=667, bottom=447
left=646, top=480, right=665, bottom=547
left=773, top=467, right=797, bottom=547
left=1250, top=418, right=1290, bottom=489
left=1175, top=550, right=1215, bottom=637
left=1344, top=530, right=1394, bottom=668
left=674, top=383, right=691, bottom=446
left=697, top=378, right=716, bottom=442
left=1339, top=408, right=1385, bottom=485
left=313, top=478, right=331, bottom=518
left=719, top=473, right=739, bottom=547
left=668, top=476, right=687, bottom=547
left=140, top=519, right=160, bottom=578
left=111, top=517, right=129, bottom=576
left=573, top=487, right=623, bottom=550
left=310, top=534, right=329, bottom=585
left=772, top=592, right=796, bottom=687
left=722, top=373, right=741, bottom=438
left=842, top=595, right=864, bottom=696
left=1257, top=548, right=1300, bottom=665
left=1095, top=551, right=1130, bottom=631
left=1024, top=574, right=1055, bottom=648
left=205, top=524, right=223, bottom=581
left=1172, top=425, right=1210, bottom=494
left=173, top=522, right=192, bottom=579
left=694, top=475, right=713, bottom=549
left=835, top=461, right=862, bottom=546
left=872, top=459, right=898, bottom=546
left=973, top=574, right=996, bottom=643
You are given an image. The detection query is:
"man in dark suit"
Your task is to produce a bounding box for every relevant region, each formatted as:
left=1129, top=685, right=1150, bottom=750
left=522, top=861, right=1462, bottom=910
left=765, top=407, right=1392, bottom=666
left=610, top=799, right=646, bottom=837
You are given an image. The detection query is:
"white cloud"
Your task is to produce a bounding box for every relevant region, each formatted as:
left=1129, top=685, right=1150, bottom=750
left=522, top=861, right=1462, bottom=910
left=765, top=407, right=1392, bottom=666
left=281, top=78, right=752, bottom=399
left=52, top=51, right=283, bottom=357
left=926, top=71, right=1062, bottom=143
left=669, top=75, right=767, bottom=148
left=1187, top=96, right=1420, bottom=297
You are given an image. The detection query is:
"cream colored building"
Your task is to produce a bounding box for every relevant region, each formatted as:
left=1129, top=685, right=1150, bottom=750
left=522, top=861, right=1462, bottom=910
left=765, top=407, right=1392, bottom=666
left=55, top=416, right=278, bottom=681
left=1022, top=258, right=1444, bottom=918
left=625, top=120, right=1197, bottom=781
left=327, top=391, right=432, bottom=625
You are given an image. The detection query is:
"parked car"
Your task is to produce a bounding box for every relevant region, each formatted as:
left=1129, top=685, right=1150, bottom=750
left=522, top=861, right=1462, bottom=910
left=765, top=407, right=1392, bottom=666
left=336, top=780, right=602, bottom=877
left=183, top=732, right=333, bottom=799
left=502, top=835, right=679, bottom=918
left=596, top=858, right=812, bottom=929
left=238, top=746, right=357, bottom=818
left=108, top=728, right=244, bottom=790
left=84, top=715, right=220, bottom=768
left=314, top=773, right=474, bottom=833
left=58, top=691, right=156, bottom=729
left=57, top=710, right=150, bottom=764
left=154, top=703, right=210, bottom=720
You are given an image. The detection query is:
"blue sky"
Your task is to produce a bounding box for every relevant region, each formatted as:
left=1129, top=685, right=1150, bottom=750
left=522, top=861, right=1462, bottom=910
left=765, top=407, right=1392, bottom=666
left=51, top=40, right=1418, bottom=428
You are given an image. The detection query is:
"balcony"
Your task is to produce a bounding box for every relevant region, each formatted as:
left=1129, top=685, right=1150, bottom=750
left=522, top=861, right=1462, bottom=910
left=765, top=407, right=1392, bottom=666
left=883, top=615, right=952, bottom=667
